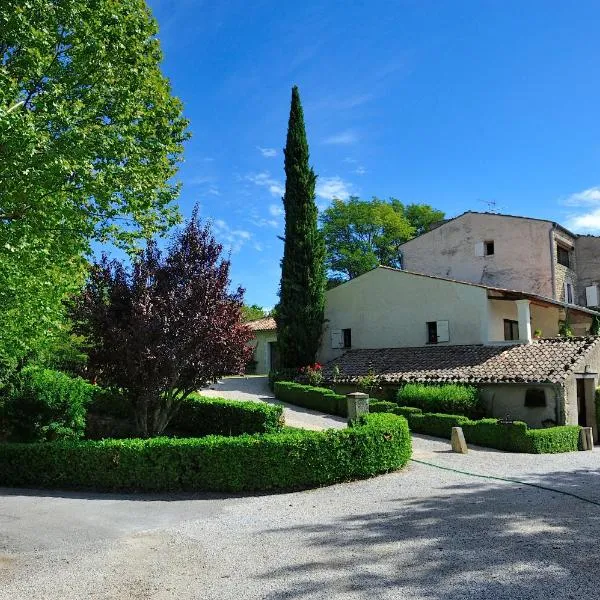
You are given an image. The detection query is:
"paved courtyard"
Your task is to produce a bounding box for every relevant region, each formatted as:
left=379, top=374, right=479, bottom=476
left=2, top=378, right=600, bottom=599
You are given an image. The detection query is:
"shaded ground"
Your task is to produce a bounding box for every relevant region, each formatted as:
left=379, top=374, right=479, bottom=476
left=200, top=375, right=346, bottom=430
left=2, top=436, right=600, bottom=599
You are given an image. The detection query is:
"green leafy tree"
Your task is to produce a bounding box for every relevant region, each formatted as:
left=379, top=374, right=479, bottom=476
left=242, top=304, right=269, bottom=322
left=0, top=0, right=189, bottom=368
left=276, top=86, right=326, bottom=369
left=320, top=197, right=444, bottom=281
left=590, top=315, right=600, bottom=336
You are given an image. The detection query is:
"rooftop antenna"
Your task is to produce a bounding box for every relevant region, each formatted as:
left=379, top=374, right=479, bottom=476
left=478, top=199, right=505, bottom=214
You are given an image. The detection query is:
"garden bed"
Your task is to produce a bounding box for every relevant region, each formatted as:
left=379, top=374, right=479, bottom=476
left=0, top=413, right=412, bottom=492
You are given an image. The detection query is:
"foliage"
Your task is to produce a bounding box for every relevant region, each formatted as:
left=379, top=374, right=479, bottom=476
left=242, top=304, right=270, bottom=322
left=0, top=413, right=412, bottom=492
left=268, top=368, right=300, bottom=391
left=274, top=381, right=347, bottom=416
left=369, top=400, right=398, bottom=413
left=276, top=86, right=326, bottom=368
left=70, top=210, right=253, bottom=437
left=357, top=369, right=382, bottom=397
left=590, top=315, right=600, bottom=336
left=2, top=367, right=94, bottom=442
left=396, top=383, right=480, bottom=416
left=320, top=197, right=444, bottom=281
left=383, top=404, right=580, bottom=453
left=559, top=320, right=574, bottom=337
left=0, top=0, right=189, bottom=367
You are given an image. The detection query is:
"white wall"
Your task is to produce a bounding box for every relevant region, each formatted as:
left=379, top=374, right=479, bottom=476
left=400, top=213, right=555, bottom=298
left=319, top=267, right=489, bottom=363
left=249, top=330, right=277, bottom=374
left=487, top=299, right=560, bottom=341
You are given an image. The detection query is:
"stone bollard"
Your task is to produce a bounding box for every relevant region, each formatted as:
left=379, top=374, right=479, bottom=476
left=580, top=427, right=594, bottom=451
left=346, top=392, right=369, bottom=422
left=451, top=427, right=468, bottom=454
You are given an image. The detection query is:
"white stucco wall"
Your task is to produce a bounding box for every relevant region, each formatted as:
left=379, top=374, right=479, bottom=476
left=248, top=330, right=277, bottom=374
left=319, top=267, right=490, bottom=363
left=400, top=212, right=555, bottom=298
left=486, top=299, right=560, bottom=341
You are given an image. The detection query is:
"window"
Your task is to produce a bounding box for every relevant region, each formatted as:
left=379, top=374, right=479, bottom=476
left=503, top=319, right=519, bottom=341
left=342, top=328, right=352, bottom=348
left=565, top=282, right=573, bottom=304
left=484, top=240, right=494, bottom=256
left=524, top=388, right=547, bottom=408
left=427, top=320, right=449, bottom=344
left=557, top=244, right=571, bottom=268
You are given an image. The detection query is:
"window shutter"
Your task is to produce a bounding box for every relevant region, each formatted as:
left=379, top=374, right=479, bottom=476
left=586, top=285, right=599, bottom=307
left=436, top=320, right=449, bottom=342
left=474, top=242, right=485, bottom=257
left=330, top=330, right=343, bottom=349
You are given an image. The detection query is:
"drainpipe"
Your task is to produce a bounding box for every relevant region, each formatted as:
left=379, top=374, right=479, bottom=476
left=550, top=224, right=557, bottom=300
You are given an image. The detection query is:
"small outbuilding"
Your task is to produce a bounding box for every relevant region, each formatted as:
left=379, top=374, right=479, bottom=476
left=247, top=317, right=278, bottom=374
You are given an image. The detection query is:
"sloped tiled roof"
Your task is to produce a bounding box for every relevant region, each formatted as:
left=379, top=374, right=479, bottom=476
left=248, top=317, right=276, bottom=331
left=323, top=337, right=600, bottom=385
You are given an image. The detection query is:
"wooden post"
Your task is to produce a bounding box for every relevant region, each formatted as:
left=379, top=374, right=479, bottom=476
left=451, top=427, right=468, bottom=453
left=346, top=392, right=369, bottom=422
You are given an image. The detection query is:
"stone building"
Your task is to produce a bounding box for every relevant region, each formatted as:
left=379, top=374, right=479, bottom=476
left=398, top=211, right=600, bottom=308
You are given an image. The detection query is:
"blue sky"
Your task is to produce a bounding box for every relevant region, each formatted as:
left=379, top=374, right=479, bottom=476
left=147, top=0, right=600, bottom=308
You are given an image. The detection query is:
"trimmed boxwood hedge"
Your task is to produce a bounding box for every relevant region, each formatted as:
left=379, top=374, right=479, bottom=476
left=388, top=405, right=580, bottom=453
left=396, top=383, right=480, bottom=416
left=273, top=381, right=347, bottom=417
left=0, top=413, right=412, bottom=492
left=87, top=391, right=284, bottom=439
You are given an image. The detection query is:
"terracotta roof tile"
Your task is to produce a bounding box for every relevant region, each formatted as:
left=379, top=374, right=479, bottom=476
left=247, top=317, right=276, bottom=331
left=323, top=337, right=600, bottom=385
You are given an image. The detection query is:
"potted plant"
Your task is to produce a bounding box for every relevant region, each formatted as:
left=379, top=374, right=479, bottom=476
left=533, top=329, right=542, bottom=340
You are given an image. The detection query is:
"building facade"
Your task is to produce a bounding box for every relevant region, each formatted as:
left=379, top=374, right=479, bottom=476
left=399, top=211, right=600, bottom=308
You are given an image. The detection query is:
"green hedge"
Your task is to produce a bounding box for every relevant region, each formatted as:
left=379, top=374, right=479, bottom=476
left=0, top=413, right=412, bottom=492
left=2, top=367, right=95, bottom=442
left=87, top=391, right=284, bottom=439
left=387, top=405, right=579, bottom=453
left=396, top=383, right=480, bottom=416
left=369, top=400, right=399, bottom=413
left=274, top=381, right=347, bottom=417
left=169, top=393, right=283, bottom=436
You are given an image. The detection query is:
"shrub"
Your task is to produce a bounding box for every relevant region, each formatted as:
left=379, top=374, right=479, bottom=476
left=0, top=413, right=412, bottom=492
left=169, top=393, right=283, bottom=436
left=369, top=400, right=398, bottom=413
left=526, top=426, right=580, bottom=453
left=268, top=368, right=299, bottom=391
left=2, top=368, right=95, bottom=442
left=274, top=381, right=346, bottom=416
left=408, top=412, right=471, bottom=439
left=462, top=419, right=530, bottom=452
left=396, top=383, right=480, bottom=416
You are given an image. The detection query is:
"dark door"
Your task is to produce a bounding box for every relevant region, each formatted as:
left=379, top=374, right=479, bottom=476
left=269, top=342, right=280, bottom=371
left=577, top=378, right=587, bottom=427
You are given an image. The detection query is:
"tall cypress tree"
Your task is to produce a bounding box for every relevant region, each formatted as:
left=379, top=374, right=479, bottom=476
left=276, top=86, right=326, bottom=368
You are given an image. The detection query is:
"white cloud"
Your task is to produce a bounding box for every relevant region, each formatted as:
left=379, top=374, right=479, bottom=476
left=323, top=130, right=358, bottom=145
left=206, top=187, right=221, bottom=196
left=246, top=172, right=285, bottom=197
left=188, top=175, right=216, bottom=186
left=564, top=186, right=600, bottom=206
left=269, top=204, right=283, bottom=216
left=316, top=176, right=353, bottom=201
left=562, top=186, right=600, bottom=232
left=211, top=219, right=252, bottom=253
left=354, top=166, right=366, bottom=175
left=258, top=146, right=277, bottom=158
left=566, top=209, right=600, bottom=232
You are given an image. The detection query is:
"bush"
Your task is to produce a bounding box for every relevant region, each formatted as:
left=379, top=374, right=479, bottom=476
left=169, top=393, right=283, bottom=436
left=274, top=381, right=346, bottom=416
left=2, top=367, right=95, bottom=442
left=396, top=383, right=480, bottom=416
left=526, top=426, right=581, bottom=453
left=370, top=400, right=399, bottom=413
left=268, top=368, right=299, bottom=391
left=0, top=413, right=412, bottom=492
left=408, top=412, right=471, bottom=439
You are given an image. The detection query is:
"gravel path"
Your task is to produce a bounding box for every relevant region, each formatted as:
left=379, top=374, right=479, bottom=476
left=2, top=380, right=600, bottom=598
left=200, top=376, right=346, bottom=430
left=2, top=444, right=600, bottom=599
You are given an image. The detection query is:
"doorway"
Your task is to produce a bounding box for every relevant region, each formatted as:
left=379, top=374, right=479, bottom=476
left=577, top=378, right=588, bottom=427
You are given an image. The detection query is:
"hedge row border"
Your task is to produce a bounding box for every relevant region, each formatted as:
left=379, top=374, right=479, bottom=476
left=0, top=413, right=412, bottom=492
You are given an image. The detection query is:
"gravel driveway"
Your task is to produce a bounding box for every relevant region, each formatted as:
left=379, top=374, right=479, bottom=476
left=2, top=379, right=600, bottom=599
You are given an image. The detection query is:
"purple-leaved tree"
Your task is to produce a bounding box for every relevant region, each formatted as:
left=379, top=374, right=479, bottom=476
left=72, top=209, right=254, bottom=437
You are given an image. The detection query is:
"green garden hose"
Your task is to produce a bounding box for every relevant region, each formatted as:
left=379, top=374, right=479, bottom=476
left=410, top=458, right=600, bottom=507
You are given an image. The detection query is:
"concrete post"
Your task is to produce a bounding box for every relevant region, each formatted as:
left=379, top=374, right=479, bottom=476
left=515, top=299, right=532, bottom=344
left=451, top=427, right=468, bottom=453
left=346, top=392, right=369, bottom=422
left=580, top=427, right=594, bottom=451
